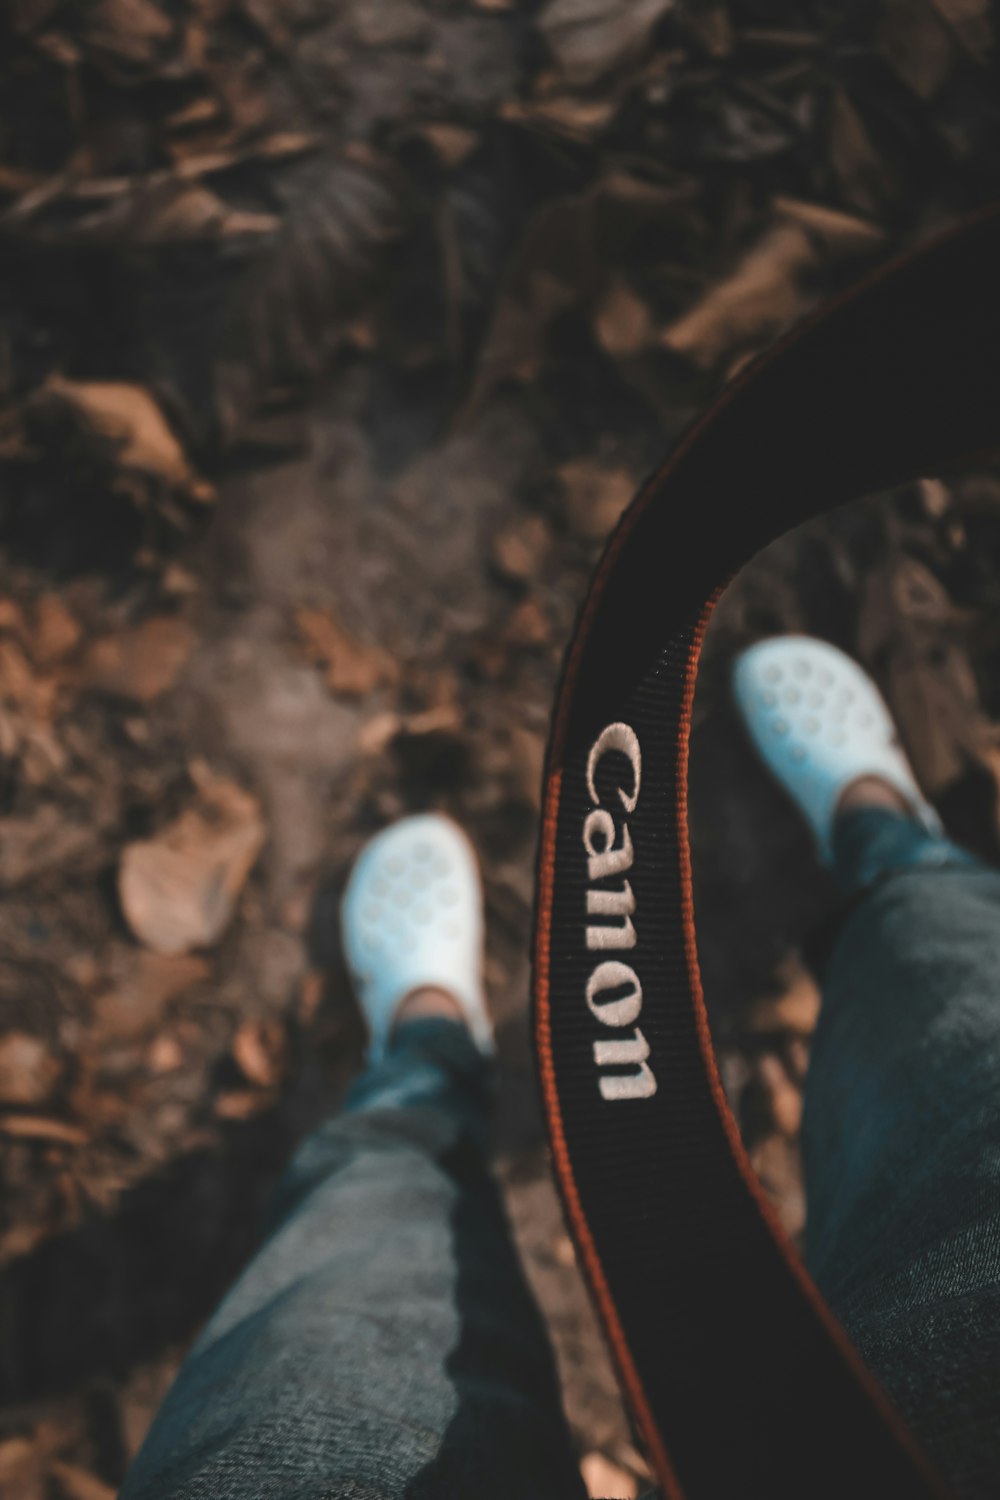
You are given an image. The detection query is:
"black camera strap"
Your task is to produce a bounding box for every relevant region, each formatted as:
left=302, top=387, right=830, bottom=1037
left=533, top=205, right=1000, bottom=1499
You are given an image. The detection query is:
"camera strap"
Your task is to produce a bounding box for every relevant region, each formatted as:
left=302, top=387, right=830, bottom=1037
left=533, top=204, right=1000, bottom=1499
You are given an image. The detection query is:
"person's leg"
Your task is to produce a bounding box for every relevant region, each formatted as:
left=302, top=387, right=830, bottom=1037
left=121, top=816, right=585, bottom=1500
left=804, top=806, right=1000, bottom=1498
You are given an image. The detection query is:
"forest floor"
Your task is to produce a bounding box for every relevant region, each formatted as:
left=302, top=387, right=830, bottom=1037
left=1, top=1, right=1000, bottom=1494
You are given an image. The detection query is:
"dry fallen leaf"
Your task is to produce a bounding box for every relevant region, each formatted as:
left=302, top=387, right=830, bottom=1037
left=34, top=376, right=215, bottom=504
left=81, top=0, right=175, bottom=80
left=217, top=158, right=402, bottom=437
left=879, top=0, right=956, bottom=97
left=147, top=1034, right=184, bottom=1073
left=31, top=595, right=82, bottom=667
left=746, top=966, right=821, bottom=1035
left=661, top=201, right=882, bottom=370
left=886, top=650, right=979, bottom=794
left=93, top=951, right=210, bottom=1037
left=357, top=702, right=462, bottom=758
left=49, top=1459, right=117, bottom=1500
left=0, top=1437, right=44, bottom=1500
left=0, top=806, right=108, bottom=890
left=580, top=1450, right=640, bottom=1499
left=414, top=123, right=480, bottom=167
left=929, top=0, right=993, bottom=57
left=232, top=1018, right=285, bottom=1089
left=0, top=637, right=66, bottom=785
left=508, top=724, right=546, bottom=809
left=593, top=277, right=656, bottom=358
left=119, top=768, right=266, bottom=954
left=0, top=1033, right=62, bottom=1107
left=82, top=616, right=197, bottom=702
left=0, top=1116, right=87, bottom=1146
left=491, top=514, right=551, bottom=582
left=539, top=0, right=675, bottom=87
left=557, top=460, right=635, bottom=541
left=215, top=1088, right=271, bottom=1121
left=503, top=597, right=550, bottom=649
left=296, top=606, right=398, bottom=697
left=750, top=1134, right=805, bottom=1239
left=829, top=90, right=893, bottom=218
left=130, top=181, right=279, bottom=243
left=857, top=561, right=985, bottom=794
left=752, top=1052, right=803, bottom=1139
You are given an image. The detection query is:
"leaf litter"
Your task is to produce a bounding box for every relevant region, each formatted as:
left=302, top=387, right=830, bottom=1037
left=0, top=0, right=999, bottom=1492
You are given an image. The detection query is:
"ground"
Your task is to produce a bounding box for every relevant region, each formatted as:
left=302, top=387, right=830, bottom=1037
left=1, top=2, right=1000, bottom=1495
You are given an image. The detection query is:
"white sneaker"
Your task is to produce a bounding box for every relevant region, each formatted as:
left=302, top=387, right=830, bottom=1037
left=731, top=634, right=942, bottom=864
left=340, top=813, right=494, bottom=1061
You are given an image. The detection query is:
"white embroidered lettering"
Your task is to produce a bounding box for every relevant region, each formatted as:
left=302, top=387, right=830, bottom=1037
left=596, top=1028, right=657, bottom=1101
left=582, top=809, right=634, bottom=882
left=582, top=723, right=656, bottom=1101
left=585, top=960, right=642, bottom=1028
left=586, top=722, right=641, bottom=813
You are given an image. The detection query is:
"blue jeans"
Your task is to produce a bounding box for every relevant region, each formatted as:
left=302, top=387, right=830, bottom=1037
left=122, top=811, right=1000, bottom=1499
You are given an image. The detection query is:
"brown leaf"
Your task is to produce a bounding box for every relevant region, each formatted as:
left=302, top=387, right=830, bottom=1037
left=890, top=556, right=954, bottom=625
left=503, top=597, right=551, bottom=649
left=508, top=724, right=546, bottom=810
left=0, top=1115, right=87, bottom=1145
left=232, top=1018, right=284, bottom=1088
left=829, top=90, right=894, bottom=217
left=500, top=93, right=618, bottom=140
left=296, top=606, right=398, bottom=697
left=147, top=1034, right=184, bottom=1072
left=593, top=277, right=656, bottom=358
left=750, top=1134, right=805, bottom=1238
left=661, top=202, right=882, bottom=369
left=93, top=951, right=210, bottom=1037
left=683, top=3, right=733, bottom=56
left=0, top=599, right=27, bottom=635
left=752, top=1052, right=803, bottom=1138
left=119, top=768, right=266, bottom=954
left=357, top=702, right=462, bottom=758
left=0, top=633, right=65, bottom=784
left=81, top=0, right=175, bottom=80
left=879, top=0, right=956, bottom=97
left=491, top=514, right=552, bottom=582
left=0, top=805, right=108, bottom=890
left=215, top=1088, right=271, bottom=1121
left=0, top=1033, right=61, bottom=1107
left=784, top=1035, right=810, bottom=1086
left=469, top=193, right=596, bottom=404
left=217, top=159, right=403, bottom=436
left=886, top=651, right=977, bottom=793
left=49, top=1459, right=117, bottom=1500
left=351, top=0, right=429, bottom=48
left=34, top=376, right=215, bottom=504
left=82, top=616, right=197, bottom=703
left=0, top=1437, right=44, bottom=1500
left=746, top=966, right=821, bottom=1035
left=539, top=0, right=675, bottom=86
left=130, top=181, right=279, bottom=243
left=557, top=460, right=634, bottom=541
left=31, top=595, right=82, bottom=666
left=580, top=1451, right=640, bottom=1499
left=857, top=561, right=983, bottom=793
left=928, top=0, right=993, bottom=57
left=414, top=123, right=480, bottom=168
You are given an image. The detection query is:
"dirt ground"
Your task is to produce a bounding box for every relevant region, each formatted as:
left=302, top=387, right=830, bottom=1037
left=2, top=2, right=1000, bottom=1495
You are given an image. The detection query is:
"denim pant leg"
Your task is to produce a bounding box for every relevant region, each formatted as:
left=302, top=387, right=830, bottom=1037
left=121, top=1018, right=585, bottom=1500
left=804, top=809, right=1000, bottom=1498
